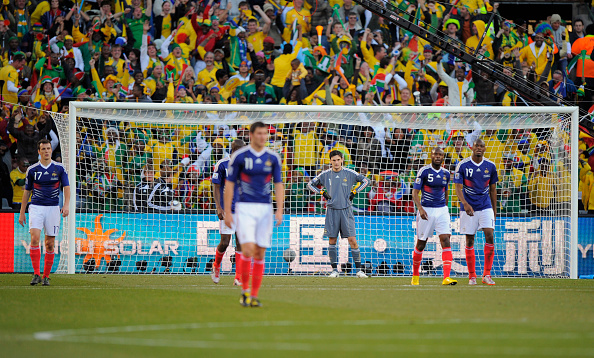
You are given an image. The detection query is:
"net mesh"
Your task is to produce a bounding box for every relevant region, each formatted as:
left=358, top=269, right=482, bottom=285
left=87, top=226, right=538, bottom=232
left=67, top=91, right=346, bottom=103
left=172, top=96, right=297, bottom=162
left=49, top=105, right=574, bottom=277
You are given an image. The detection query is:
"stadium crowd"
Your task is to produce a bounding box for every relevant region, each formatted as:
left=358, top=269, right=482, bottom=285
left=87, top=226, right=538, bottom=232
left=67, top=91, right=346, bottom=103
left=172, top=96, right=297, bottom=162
left=0, top=0, right=591, bottom=214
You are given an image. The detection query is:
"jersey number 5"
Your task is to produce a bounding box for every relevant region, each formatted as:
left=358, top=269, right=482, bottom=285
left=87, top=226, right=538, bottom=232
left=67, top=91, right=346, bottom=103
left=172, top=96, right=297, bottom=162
left=427, top=173, right=434, bottom=182
left=34, top=172, right=42, bottom=180
left=465, top=168, right=473, bottom=177
left=245, top=157, right=253, bottom=170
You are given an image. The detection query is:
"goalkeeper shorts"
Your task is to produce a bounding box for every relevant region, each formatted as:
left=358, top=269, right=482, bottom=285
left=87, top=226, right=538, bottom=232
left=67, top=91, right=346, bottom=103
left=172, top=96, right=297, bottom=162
left=324, top=207, right=356, bottom=238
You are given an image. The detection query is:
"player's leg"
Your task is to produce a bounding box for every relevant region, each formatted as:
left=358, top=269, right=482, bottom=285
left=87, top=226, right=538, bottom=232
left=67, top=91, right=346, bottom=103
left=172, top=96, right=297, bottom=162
left=343, top=209, right=366, bottom=278
left=235, top=203, right=256, bottom=306
left=41, top=206, right=60, bottom=285
left=325, top=208, right=340, bottom=277
left=439, top=235, right=457, bottom=285
left=328, top=237, right=339, bottom=277
left=482, top=228, right=496, bottom=285
left=29, top=228, right=42, bottom=285
left=234, top=240, right=243, bottom=286
left=250, top=203, right=274, bottom=307
left=460, top=211, right=478, bottom=285
left=211, top=226, right=232, bottom=284
left=42, top=235, right=56, bottom=285
left=412, top=208, right=436, bottom=285
left=249, top=245, right=266, bottom=307
left=435, top=207, right=456, bottom=285
left=28, top=205, right=43, bottom=285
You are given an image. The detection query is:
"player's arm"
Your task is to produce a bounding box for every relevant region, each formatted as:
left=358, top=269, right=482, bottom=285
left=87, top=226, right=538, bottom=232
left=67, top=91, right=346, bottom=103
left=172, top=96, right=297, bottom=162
left=223, top=154, right=239, bottom=228
left=307, top=173, right=330, bottom=199
left=213, top=183, right=223, bottom=219
left=274, top=181, right=285, bottom=226
left=223, top=180, right=234, bottom=227
left=411, top=188, right=428, bottom=220
left=62, top=186, right=70, bottom=217
left=212, top=164, right=224, bottom=219
left=489, top=183, right=497, bottom=218
left=455, top=183, right=473, bottom=216
left=273, top=153, right=285, bottom=226
left=18, top=189, right=31, bottom=227
left=411, top=174, right=428, bottom=219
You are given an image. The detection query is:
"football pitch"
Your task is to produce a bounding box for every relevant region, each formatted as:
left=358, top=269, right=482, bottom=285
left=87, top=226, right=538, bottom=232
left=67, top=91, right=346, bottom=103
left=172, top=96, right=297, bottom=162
left=1, top=275, right=593, bottom=358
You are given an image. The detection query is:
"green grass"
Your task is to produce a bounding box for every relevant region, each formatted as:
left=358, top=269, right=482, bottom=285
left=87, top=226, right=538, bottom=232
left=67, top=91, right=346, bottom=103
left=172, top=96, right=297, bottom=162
left=1, top=275, right=593, bottom=358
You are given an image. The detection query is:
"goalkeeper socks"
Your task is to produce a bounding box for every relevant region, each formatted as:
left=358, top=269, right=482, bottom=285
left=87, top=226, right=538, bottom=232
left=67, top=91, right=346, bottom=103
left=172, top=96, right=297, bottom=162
left=43, top=251, right=54, bottom=278
left=412, top=248, right=423, bottom=276
left=328, top=244, right=338, bottom=270
left=241, top=255, right=252, bottom=291
left=214, top=249, right=225, bottom=268
left=442, top=248, right=452, bottom=278
left=30, top=245, right=40, bottom=276
left=351, top=248, right=362, bottom=270
left=234, top=252, right=242, bottom=281
left=251, top=259, right=264, bottom=298
left=465, top=246, right=476, bottom=278
left=484, top=243, right=495, bottom=276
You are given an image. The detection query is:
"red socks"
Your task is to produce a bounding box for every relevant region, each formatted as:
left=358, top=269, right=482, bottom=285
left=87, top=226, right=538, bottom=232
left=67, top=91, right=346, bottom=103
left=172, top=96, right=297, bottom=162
left=442, top=248, right=452, bottom=278
left=234, top=252, right=242, bottom=281
left=251, top=259, right=264, bottom=298
left=241, top=256, right=251, bottom=291
left=43, top=251, right=55, bottom=278
left=465, top=246, right=476, bottom=278
left=30, top=245, right=41, bottom=276
left=214, top=249, right=224, bottom=269
left=412, top=248, right=423, bottom=276
left=484, top=243, right=494, bottom=276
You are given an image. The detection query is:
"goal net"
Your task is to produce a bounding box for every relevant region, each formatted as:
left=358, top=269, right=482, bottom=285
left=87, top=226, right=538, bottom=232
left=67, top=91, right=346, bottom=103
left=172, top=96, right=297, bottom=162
left=47, top=103, right=577, bottom=278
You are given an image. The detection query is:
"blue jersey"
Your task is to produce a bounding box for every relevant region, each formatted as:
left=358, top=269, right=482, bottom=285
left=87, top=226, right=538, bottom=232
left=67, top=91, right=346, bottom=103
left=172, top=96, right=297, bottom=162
left=25, top=161, right=70, bottom=206
left=413, top=165, right=450, bottom=208
left=454, top=158, right=498, bottom=211
left=227, top=146, right=282, bottom=204
left=212, top=157, right=239, bottom=213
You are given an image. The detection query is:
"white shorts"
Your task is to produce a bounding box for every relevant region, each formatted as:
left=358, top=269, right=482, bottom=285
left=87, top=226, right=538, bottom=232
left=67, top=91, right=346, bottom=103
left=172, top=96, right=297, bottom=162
left=416, top=206, right=451, bottom=241
left=460, top=208, right=495, bottom=235
left=235, top=202, right=273, bottom=248
left=29, top=205, right=61, bottom=236
left=219, top=217, right=236, bottom=236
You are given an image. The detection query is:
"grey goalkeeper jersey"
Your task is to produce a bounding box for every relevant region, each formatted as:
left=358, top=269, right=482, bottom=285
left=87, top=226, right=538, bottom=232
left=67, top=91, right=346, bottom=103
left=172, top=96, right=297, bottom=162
left=308, top=168, right=370, bottom=209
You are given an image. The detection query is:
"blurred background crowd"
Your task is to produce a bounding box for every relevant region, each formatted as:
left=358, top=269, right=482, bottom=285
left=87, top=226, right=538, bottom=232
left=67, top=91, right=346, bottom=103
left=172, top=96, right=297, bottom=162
left=0, top=0, right=592, bottom=215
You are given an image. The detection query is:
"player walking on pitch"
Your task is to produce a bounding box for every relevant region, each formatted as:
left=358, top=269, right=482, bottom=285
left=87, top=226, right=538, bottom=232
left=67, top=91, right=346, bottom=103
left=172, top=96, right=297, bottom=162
left=211, top=139, right=246, bottom=285
left=224, top=122, right=284, bottom=307
left=411, top=147, right=457, bottom=286
left=307, top=150, right=370, bottom=278
left=19, top=139, right=70, bottom=286
left=454, top=139, right=498, bottom=285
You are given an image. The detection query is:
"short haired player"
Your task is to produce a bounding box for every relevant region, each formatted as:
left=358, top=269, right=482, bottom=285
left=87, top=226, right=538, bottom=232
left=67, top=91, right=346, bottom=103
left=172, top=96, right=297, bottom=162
left=454, top=138, right=498, bottom=285
left=224, top=122, right=284, bottom=307
left=307, top=150, right=370, bottom=278
left=411, top=147, right=457, bottom=286
left=18, top=139, right=70, bottom=286
left=211, top=139, right=246, bottom=285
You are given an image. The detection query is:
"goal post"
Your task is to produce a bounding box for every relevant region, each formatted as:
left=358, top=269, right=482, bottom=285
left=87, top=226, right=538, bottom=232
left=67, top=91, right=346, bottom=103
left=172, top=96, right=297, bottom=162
left=57, top=102, right=579, bottom=278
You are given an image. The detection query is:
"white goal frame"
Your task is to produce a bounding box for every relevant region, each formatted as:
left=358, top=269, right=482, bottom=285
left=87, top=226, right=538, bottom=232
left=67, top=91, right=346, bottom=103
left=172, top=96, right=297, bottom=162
left=66, top=102, right=580, bottom=278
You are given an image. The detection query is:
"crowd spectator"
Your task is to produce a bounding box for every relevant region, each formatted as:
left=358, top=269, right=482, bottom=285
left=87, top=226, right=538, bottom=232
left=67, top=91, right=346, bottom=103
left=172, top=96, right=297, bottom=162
left=0, top=0, right=587, bottom=214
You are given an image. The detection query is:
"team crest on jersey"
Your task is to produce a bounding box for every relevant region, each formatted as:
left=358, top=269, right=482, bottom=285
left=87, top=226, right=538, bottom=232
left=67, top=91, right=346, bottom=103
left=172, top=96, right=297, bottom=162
left=265, top=160, right=272, bottom=166
left=343, top=178, right=347, bottom=182
left=484, top=169, right=489, bottom=174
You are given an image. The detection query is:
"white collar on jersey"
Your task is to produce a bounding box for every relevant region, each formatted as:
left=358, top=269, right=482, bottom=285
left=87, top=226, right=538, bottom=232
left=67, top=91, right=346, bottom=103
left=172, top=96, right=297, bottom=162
left=248, top=145, right=266, bottom=157
left=470, top=158, right=484, bottom=167
left=39, top=160, right=53, bottom=169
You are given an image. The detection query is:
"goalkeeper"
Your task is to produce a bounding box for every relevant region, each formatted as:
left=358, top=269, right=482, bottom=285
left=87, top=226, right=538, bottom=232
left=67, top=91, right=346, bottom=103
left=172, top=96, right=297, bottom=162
left=307, top=150, right=370, bottom=278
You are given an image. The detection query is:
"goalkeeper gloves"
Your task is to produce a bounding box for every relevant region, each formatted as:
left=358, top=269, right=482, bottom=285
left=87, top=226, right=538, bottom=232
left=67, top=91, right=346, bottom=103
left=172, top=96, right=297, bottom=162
left=349, top=190, right=357, bottom=201
left=321, top=190, right=331, bottom=200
